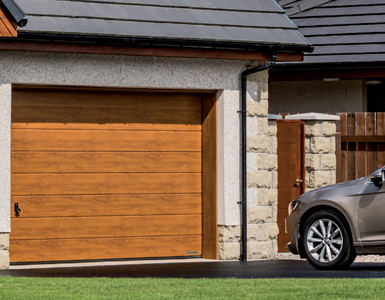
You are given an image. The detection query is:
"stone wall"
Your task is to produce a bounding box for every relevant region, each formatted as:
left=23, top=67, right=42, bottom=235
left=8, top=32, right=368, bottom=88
left=218, top=64, right=279, bottom=260
left=304, top=120, right=338, bottom=192
left=286, top=114, right=339, bottom=192
left=0, top=233, right=9, bottom=269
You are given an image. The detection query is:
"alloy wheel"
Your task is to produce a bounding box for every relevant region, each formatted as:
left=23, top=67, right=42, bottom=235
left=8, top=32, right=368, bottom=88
left=306, top=218, right=343, bottom=263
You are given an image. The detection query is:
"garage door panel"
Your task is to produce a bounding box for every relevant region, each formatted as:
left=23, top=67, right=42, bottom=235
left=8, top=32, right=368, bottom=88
left=10, top=215, right=202, bottom=240
left=13, top=90, right=202, bottom=111
left=12, top=122, right=201, bottom=131
left=11, top=89, right=205, bottom=263
left=13, top=107, right=202, bottom=125
left=12, top=152, right=202, bottom=173
left=11, top=194, right=202, bottom=218
left=12, top=130, right=201, bottom=152
left=12, top=173, right=202, bottom=195
left=10, top=235, right=202, bottom=263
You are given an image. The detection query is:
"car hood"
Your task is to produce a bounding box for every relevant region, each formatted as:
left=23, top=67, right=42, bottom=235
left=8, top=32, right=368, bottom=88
left=297, top=178, right=363, bottom=202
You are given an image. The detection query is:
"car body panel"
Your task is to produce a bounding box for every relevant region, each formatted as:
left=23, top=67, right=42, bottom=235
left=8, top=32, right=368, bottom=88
left=285, top=172, right=385, bottom=257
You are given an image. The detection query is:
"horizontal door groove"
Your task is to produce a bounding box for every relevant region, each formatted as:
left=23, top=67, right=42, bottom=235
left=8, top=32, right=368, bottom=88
left=12, top=123, right=202, bottom=131
left=10, top=234, right=203, bottom=242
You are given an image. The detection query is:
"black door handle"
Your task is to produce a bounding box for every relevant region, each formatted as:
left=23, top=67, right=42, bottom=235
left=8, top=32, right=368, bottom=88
left=14, top=203, right=21, bottom=214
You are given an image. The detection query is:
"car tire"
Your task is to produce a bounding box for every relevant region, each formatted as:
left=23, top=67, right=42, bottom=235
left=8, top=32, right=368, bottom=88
left=302, top=210, right=356, bottom=270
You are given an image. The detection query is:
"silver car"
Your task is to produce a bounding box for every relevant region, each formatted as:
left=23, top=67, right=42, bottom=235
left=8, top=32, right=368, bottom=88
left=286, top=166, right=385, bottom=269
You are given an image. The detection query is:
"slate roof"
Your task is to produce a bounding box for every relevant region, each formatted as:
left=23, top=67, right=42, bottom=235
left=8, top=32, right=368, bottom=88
left=11, top=0, right=311, bottom=49
left=277, top=0, right=385, bottom=64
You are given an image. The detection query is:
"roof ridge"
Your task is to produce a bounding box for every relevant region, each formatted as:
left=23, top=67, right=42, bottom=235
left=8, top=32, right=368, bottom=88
left=285, top=0, right=337, bottom=16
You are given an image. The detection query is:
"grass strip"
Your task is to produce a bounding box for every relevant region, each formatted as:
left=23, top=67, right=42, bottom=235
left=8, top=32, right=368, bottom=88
left=1, top=277, right=385, bottom=299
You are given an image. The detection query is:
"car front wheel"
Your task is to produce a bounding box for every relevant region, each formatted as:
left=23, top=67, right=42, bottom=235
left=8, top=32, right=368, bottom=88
left=302, top=211, right=356, bottom=270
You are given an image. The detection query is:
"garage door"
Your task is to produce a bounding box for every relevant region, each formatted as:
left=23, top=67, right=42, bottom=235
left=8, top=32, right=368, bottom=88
left=10, top=88, right=203, bottom=263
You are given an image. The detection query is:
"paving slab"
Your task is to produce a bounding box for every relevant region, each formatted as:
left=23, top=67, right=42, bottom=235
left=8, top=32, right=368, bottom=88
left=2, top=260, right=385, bottom=278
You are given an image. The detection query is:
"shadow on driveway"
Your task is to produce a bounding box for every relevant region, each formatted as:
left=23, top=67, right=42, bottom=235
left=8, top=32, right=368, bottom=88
left=2, top=260, right=385, bottom=278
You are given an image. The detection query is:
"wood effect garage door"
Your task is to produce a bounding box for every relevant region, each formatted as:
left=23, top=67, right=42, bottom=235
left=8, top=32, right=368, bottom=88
left=10, top=88, right=206, bottom=263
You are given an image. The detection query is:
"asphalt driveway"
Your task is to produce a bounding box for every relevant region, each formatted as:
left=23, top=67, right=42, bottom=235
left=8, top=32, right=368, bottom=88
left=2, top=260, right=385, bottom=279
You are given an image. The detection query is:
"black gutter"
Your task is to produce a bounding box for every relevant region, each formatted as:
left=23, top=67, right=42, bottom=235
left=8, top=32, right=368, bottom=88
left=16, top=32, right=314, bottom=53
left=240, top=52, right=277, bottom=262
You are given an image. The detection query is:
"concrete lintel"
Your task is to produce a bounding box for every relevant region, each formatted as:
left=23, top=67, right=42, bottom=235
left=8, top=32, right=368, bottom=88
left=285, top=113, right=340, bottom=121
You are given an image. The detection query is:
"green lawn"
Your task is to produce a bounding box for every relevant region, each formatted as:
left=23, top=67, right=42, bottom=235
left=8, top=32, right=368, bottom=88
left=0, top=277, right=384, bottom=299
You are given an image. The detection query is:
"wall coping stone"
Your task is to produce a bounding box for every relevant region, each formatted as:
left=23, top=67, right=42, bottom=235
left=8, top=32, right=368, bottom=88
left=285, top=113, right=340, bottom=121
left=267, top=113, right=282, bottom=120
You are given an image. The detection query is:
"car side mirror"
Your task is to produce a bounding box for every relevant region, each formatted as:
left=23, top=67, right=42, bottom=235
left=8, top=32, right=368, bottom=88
left=371, top=169, right=385, bottom=187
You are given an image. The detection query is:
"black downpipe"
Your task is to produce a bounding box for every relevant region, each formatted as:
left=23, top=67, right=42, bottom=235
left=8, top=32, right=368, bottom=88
left=240, top=53, right=277, bottom=262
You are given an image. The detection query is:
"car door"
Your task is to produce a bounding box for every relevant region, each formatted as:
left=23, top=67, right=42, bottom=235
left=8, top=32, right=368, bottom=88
left=358, top=169, right=385, bottom=242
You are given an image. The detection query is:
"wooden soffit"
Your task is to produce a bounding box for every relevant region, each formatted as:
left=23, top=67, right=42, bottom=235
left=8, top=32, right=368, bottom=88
left=0, top=41, right=304, bottom=61
left=0, top=6, right=17, bottom=37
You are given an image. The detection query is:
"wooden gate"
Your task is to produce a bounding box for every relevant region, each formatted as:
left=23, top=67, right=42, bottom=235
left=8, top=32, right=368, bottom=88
left=277, top=120, right=305, bottom=252
left=337, top=112, right=385, bottom=183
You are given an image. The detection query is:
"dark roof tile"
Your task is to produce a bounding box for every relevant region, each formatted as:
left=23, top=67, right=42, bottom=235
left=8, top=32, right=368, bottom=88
left=13, top=0, right=310, bottom=47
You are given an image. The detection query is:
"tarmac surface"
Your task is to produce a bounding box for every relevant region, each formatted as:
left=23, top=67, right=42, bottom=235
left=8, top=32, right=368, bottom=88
left=3, top=259, right=385, bottom=278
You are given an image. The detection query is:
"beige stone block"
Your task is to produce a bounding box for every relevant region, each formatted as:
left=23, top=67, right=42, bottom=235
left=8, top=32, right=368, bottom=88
left=306, top=154, right=320, bottom=171
left=272, top=239, right=278, bottom=254
left=305, top=138, right=311, bottom=153
left=0, top=233, right=9, bottom=250
left=272, top=205, right=277, bottom=223
left=218, top=242, right=241, bottom=260
left=321, top=154, right=336, bottom=170
left=257, top=189, right=278, bottom=206
left=248, top=206, right=272, bottom=224
left=247, top=171, right=271, bottom=188
left=267, top=120, right=277, bottom=136
left=310, top=137, right=332, bottom=154
left=267, top=223, right=279, bottom=239
left=0, top=250, right=9, bottom=269
left=256, top=118, right=268, bottom=135
left=247, top=100, right=268, bottom=117
left=247, top=241, right=272, bottom=259
left=332, top=170, right=336, bottom=184
left=257, top=153, right=266, bottom=170
left=247, top=117, right=257, bottom=136
left=248, top=224, right=267, bottom=241
left=322, top=121, right=337, bottom=137
left=257, top=154, right=277, bottom=171
left=272, top=171, right=278, bottom=188
left=246, top=81, right=259, bottom=101
left=257, top=82, right=269, bottom=101
left=271, top=137, right=277, bottom=154
left=218, top=225, right=241, bottom=243
left=309, top=171, right=332, bottom=188
left=247, top=136, right=271, bottom=153
left=266, top=154, right=278, bottom=171
left=305, top=121, right=322, bottom=137
left=331, top=137, right=336, bottom=153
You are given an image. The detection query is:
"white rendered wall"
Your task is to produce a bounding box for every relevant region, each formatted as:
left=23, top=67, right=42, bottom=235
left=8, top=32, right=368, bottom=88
left=0, top=85, right=11, bottom=232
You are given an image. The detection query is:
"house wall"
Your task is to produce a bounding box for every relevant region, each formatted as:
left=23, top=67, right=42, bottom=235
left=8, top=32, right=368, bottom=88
left=269, top=80, right=367, bottom=114
left=218, top=66, right=279, bottom=259
left=0, top=51, right=279, bottom=266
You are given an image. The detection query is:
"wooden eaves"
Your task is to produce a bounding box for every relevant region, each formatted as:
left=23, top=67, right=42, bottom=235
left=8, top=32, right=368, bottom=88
left=0, top=5, right=17, bottom=37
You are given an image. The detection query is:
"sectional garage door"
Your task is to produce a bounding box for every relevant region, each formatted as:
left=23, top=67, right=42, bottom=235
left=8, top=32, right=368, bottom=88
left=10, top=88, right=205, bottom=263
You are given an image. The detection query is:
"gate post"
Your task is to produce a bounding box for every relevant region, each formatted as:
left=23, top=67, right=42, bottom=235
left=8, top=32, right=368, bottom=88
left=286, top=113, right=340, bottom=192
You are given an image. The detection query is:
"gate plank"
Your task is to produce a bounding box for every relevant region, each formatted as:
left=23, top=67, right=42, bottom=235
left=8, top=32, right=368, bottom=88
left=357, top=113, right=366, bottom=178
left=367, top=113, right=377, bottom=174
